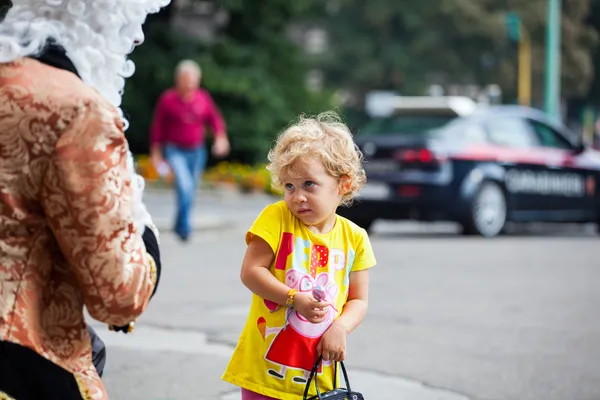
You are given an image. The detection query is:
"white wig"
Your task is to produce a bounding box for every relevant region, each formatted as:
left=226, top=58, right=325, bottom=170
left=0, top=0, right=169, bottom=117
left=0, top=0, right=170, bottom=238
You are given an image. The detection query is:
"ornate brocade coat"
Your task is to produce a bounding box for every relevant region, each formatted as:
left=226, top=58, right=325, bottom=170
left=0, top=57, right=158, bottom=399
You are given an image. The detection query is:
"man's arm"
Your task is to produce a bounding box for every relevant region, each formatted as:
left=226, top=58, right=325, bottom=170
left=41, top=101, right=159, bottom=326
left=203, top=92, right=230, bottom=157
left=204, top=91, right=227, bottom=138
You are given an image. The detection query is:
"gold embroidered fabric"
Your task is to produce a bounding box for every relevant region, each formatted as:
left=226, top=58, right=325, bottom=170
left=148, top=253, right=158, bottom=289
left=0, top=58, right=157, bottom=399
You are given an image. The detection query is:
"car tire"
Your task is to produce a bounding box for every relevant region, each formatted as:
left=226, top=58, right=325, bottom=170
left=462, top=181, right=507, bottom=238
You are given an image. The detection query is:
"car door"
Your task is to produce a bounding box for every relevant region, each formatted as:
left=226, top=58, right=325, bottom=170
left=526, top=118, right=597, bottom=219
left=482, top=116, right=547, bottom=214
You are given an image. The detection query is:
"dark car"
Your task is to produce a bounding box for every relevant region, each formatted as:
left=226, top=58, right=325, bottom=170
left=338, top=102, right=600, bottom=237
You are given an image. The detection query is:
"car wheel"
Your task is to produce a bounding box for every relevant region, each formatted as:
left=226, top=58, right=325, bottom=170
left=463, top=181, right=507, bottom=238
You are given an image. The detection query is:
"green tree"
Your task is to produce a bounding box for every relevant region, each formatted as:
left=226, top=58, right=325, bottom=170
left=310, top=0, right=597, bottom=110
left=122, top=0, right=333, bottom=163
left=196, top=0, right=333, bottom=163
left=583, top=0, right=600, bottom=107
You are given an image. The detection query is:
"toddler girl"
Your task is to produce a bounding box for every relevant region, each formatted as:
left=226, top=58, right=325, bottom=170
left=222, top=112, right=377, bottom=399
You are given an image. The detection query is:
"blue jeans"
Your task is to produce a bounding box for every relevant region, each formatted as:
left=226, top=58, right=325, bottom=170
left=163, top=144, right=207, bottom=238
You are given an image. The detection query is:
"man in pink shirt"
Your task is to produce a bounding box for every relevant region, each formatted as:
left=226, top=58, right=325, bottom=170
left=150, top=59, right=230, bottom=241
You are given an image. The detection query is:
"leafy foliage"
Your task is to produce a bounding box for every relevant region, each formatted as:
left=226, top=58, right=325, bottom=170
left=121, top=0, right=600, bottom=159
left=123, top=0, right=333, bottom=163
left=584, top=0, right=600, bottom=106
left=310, top=0, right=598, bottom=107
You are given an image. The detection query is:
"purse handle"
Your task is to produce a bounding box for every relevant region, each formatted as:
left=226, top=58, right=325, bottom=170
left=302, top=356, right=352, bottom=400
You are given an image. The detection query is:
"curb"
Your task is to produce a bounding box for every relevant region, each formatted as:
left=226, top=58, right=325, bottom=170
left=144, top=184, right=279, bottom=202
left=152, top=216, right=238, bottom=233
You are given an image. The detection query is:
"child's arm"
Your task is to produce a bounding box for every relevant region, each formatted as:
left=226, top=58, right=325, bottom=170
left=240, top=236, right=289, bottom=305
left=240, top=236, right=330, bottom=321
left=333, top=269, right=370, bottom=334
left=317, top=269, right=370, bottom=362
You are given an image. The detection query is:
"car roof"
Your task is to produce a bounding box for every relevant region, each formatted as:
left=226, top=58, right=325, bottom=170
left=389, top=99, right=562, bottom=129
left=391, top=96, right=479, bottom=117
left=458, top=105, right=581, bottom=144
left=373, top=98, right=572, bottom=138
left=470, top=105, right=562, bottom=127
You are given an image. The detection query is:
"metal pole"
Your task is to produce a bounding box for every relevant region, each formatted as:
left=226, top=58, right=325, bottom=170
left=545, top=0, right=561, bottom=120
left=518, top=29, right=532, bottom=106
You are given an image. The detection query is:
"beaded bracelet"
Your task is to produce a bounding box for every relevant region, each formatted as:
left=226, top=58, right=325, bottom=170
left=285, top=289, right=297, bottom=308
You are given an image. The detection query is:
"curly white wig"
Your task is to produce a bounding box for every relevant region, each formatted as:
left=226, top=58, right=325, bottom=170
left=0, top=0, right=170, bottom=238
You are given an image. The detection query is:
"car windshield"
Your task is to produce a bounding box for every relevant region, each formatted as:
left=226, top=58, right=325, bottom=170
left=358, top=114, right=458, bottom=136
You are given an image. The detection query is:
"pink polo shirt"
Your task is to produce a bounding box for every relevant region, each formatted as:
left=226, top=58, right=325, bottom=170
left=150, top=88, right=226, bottom=149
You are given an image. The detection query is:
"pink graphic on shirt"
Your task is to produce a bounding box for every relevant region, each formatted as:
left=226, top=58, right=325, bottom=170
left=260, top=247, right=340, bottom=384
left=275, top=232, right=294, bottom=271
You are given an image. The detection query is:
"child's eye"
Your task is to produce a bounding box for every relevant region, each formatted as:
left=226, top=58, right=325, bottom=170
left=304, top=181, right=315, bottom=188
left=285, top=183, right=294, bottom=190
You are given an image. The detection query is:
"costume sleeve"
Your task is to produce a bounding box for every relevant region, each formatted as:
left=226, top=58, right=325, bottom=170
left=351, top=228, right=377, bottom=272
left=149, top=92, right=167, bottom=146
left=142, top=225, right=161, bottom=298
left=245, top=203, right=283, bottom=254
left=203, top=91, right=226, bottom=137
left=41, top=101, right=158, bottom=326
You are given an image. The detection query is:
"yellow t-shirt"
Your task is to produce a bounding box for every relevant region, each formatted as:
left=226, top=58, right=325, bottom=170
left=222, top=201, right=377, bottom=399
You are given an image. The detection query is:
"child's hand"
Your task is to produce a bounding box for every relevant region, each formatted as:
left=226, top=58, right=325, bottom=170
left=316, top=323, right=347, bottom=362
left=293, top=292, right=329, bottom=324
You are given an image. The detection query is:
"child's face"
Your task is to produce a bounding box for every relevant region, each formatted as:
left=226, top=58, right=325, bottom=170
left=281, top=157, right=344, bottom=233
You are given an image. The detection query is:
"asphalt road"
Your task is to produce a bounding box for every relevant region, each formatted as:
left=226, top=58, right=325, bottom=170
left=93, top=190, right=600, bottom=400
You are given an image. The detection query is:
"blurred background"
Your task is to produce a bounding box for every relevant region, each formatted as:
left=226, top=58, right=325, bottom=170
left=111, top=3, right=600, bottom=400
left=4, top=0, right=599, bottom=399
left=127, top=0, right=600, bottom=166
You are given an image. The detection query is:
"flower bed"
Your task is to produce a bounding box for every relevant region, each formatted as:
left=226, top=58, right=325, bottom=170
left=135, top=156, right=281, bottom=196
left=203, top=162, right=282, bottom=195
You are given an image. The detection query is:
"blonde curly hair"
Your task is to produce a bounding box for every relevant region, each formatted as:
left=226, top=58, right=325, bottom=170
left=267, top=111, right=366, bottom=206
